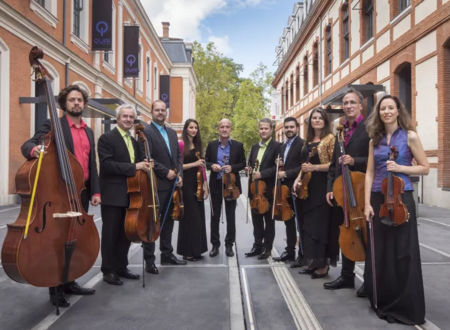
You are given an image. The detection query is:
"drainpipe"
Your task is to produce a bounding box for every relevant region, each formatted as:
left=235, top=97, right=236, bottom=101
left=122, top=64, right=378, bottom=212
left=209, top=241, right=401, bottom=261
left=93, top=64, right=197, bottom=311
left=318, top=14, right=323, bottom=106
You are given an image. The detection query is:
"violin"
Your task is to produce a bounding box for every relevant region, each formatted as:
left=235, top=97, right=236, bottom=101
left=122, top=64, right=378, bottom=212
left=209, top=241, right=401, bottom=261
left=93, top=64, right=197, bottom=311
left=249, top=160, right=270, bottom=214
left=172, top=185, right=184, bottom=221
left=124, top=123, right=160, bottom=243
left=333, top=125, right=367, bottom=262
left=195, top=151, right=205, bottom=201
left=379, top=146, right=409, bottom=226
left=295, top=146, right=317, bottom=199
left=1, top=47, right=99, bottom=287
left=222, top=155, right=240, bottom=201
left=272, top=156, right=294, bottom=221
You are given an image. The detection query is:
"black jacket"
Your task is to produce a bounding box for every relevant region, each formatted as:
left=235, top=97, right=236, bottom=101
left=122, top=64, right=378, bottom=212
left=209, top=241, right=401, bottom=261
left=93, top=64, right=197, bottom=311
left=21, top=115, right=100, bottom=197
left=279, top=136, right=304, bottom=190
left=327, top=119, right=370, bottom=192
left=248, top=139, right=281, bottom=198
left=143, top=122, right=182, bottom=191
left=205, top=139, right=246, bottom=193
left=98, top=127, right=143, bottom=207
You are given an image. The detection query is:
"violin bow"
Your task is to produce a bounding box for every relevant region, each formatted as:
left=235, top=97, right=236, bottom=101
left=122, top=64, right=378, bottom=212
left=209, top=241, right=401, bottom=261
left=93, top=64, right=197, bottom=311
left=271, top=155, right=280, bottom=220
left=368, top=215, right=378, bottom=309
left=160, top=175, right=179, bottom=231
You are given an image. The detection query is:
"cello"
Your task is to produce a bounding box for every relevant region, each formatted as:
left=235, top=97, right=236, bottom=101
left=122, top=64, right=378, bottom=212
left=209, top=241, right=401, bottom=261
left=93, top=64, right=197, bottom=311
left=124, top=123, right=161, bottom=243
left=1, top=46, right=99, bottom=287
left=332, top=125, right=367, bottom=262
left=272, top=156, right=294, bottom=221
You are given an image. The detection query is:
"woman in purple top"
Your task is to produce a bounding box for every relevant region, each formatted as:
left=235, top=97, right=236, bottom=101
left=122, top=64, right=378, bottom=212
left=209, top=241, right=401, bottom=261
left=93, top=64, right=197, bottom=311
left=364, top=95, right=429, bottom=325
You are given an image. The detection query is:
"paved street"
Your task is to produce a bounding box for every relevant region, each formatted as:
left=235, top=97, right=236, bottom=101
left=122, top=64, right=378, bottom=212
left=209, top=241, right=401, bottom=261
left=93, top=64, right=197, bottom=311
left=0, top=178, right=449, bottom=330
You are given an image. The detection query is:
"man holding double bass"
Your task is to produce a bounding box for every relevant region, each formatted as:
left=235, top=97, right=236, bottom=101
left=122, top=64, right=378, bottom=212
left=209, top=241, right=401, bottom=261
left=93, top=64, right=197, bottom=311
left=324, top=88, right=370, bottom=297
left=21, top=85, right=100, bottom=307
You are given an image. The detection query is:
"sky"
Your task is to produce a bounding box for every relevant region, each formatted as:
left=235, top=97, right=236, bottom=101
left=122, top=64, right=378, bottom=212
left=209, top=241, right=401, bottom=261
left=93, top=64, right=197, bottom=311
left=142, top=0, right=295, bottom=77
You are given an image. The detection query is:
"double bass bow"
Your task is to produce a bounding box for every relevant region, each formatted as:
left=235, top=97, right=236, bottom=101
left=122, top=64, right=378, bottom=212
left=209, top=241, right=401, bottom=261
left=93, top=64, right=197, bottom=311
left=1, top=46, right=99, bottom=288
left=332, top=125, right=367, bottom=262
left=125, top=122, right=161, bottom=243
left=379, top=146, right=409, bottom=226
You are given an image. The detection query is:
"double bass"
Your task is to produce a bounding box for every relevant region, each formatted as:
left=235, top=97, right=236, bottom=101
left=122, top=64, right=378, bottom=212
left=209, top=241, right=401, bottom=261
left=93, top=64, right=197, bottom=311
left=272, top=156, right=294, bottom=221
left=124, top=123, right=161, bottom=243
left=332, top=125, right=367, bottom=262
left=1, top=47, right=99, bottom=287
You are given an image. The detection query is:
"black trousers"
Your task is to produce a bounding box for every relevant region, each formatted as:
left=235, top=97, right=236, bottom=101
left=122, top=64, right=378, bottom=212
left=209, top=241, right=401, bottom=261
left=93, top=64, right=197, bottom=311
left=100, top=205, right=131, bottom=274
left=341, top=253, right=356, bottom=279
left=251, top=208, right=275, bottom=251
left=143, top=188, right=174, bottom=262
left=210, top=186, right=236, bottom=247
left=279, top=196, right=298, bottom=256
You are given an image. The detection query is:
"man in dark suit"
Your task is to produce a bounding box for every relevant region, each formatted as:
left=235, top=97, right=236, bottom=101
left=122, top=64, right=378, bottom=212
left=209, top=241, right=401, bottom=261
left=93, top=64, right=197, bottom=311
left=205, top=118, right=246, bottom=257
left=21, top=85, right=99, bottom=307
left=272, top=117, right=304, bottom=264
left=323, top=88, right=369, bottom=297
left=142, top=100, right=185, bottom=270
left=98, top=104, right=149, bottom=285
left=245, top=118, right=281, bottom=259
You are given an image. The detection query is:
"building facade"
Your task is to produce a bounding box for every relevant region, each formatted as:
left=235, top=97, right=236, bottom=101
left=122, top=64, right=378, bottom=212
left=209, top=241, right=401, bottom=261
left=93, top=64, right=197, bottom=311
left=0, top=0, right=197, bottom=205
left=272, top=0, right=450, bottom=208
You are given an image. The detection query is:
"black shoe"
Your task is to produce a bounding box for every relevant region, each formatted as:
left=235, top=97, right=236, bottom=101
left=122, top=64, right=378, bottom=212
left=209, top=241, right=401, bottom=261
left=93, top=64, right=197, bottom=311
left=117, top=268, right=140, bottom=280
left=245, top=247, right=262, bottom=257
left=356, top=283, right=367, bottom=297
left=209, top=246, right=219, bottom=257
left=161, top=254, right=187, bottom=265
left=145, top=263, right=159, bottom=274
left=103, top=272, right=123, bottom=286
left=49, top=287, right=70, bottom=308
left=183, top=256, right=196, bottom=261
left=298, top=268, right=315, bottom=275
left=64, top=281, right=95, bottom=295
left=257, top=250, right=271, bottom=260
left=225, top=246, right=234, bottom=257
left=323, top=275, right=355, bottom=290
left=290, top=256, right=305, bottom=268
left=273, top=251, right=295, bottom=262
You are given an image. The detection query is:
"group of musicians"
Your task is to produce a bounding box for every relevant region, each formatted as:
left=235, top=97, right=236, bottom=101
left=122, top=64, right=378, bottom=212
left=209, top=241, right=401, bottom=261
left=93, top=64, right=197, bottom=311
left=21, top=84, right=429, bottom=325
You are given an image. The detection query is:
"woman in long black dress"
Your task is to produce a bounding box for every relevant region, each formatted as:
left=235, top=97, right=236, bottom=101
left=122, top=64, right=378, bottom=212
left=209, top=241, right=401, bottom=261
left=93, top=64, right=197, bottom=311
left=364, top=95, right=429, bottom=325
left=177, top=119, right=208, bottom=261
left=293, top=108, right=337, bottom=278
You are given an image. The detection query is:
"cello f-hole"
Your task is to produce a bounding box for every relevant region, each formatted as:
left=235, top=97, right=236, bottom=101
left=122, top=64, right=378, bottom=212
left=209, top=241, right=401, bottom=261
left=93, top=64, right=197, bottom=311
left=35, top=201, right=51, bottom=233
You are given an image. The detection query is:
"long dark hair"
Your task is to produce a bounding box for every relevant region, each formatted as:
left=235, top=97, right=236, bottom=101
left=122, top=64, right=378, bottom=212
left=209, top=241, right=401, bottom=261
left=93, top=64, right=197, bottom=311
left=306, top=108, right=331, bottom=142
left=182, top=119, right=203, bottom=156
left=366, top=94, right=415, bottom=146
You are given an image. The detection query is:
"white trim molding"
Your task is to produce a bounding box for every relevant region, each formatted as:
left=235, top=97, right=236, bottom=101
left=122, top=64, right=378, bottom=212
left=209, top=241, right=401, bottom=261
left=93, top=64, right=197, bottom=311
left=30, top=0, right=58, bottom=28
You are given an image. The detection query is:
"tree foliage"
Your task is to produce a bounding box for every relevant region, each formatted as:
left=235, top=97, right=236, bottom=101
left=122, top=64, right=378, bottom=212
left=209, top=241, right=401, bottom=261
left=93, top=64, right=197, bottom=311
left=193, top=42, right=273, bottom=156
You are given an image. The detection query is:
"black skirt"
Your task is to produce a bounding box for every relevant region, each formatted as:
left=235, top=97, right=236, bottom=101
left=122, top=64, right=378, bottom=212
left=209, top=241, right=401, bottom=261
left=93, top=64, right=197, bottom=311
left=364, top=191, right=425, bottom=325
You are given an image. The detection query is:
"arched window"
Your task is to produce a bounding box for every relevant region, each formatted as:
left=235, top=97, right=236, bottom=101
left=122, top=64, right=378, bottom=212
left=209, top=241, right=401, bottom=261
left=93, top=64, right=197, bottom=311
left=340, top=2, right=350, bottom=63
left=295, top=65, right=300, bottom=102
left=312, top=42, right=319, bottom=87
left=303, top=55, right=309, bottom=95
left=289, top=74, right=294, bottom=107
left=325, top=24, right=332, bottom=76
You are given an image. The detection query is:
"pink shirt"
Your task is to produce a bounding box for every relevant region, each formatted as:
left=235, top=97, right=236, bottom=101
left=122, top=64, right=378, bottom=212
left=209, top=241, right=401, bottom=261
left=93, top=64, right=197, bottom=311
left=66, top=116, right=90, bottom=181
left=343, top=114, right=364, bottom=146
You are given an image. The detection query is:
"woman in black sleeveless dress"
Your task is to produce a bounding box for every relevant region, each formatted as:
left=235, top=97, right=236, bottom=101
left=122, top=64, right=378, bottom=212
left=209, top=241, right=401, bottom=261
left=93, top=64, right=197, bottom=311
left=177, top=119, right=208, bottom=261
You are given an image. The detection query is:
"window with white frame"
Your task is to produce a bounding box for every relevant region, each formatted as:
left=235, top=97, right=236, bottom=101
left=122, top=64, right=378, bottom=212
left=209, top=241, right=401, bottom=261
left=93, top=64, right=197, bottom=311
left=153, top=65, right=158, bottom=100
left=72, top=0, right=89, bottom=51
left=138, top=42, right=143, bottom=93
left=30, top=0, right=58, bottom=27
left=146, top=54, right=151, bottom=100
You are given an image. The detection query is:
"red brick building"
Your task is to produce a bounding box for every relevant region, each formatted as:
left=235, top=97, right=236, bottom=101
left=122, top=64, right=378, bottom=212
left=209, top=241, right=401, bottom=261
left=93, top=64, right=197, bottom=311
left=272, top=0, right=450, bottom=208
left=0, top=0, right=197, bottom=205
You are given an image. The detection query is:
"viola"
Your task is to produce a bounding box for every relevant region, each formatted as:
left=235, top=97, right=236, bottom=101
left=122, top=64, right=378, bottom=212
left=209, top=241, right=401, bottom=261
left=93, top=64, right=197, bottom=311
left=124, top=123, right=160, bottom=243
left=172, top=185, right=184, bottom=221
left=379, top=146, right=409, bottom=226
left=249, top=160, right=270, bottom=214
left=1, top=47, right=99, bottom=287
left=222, top=155, right=240, bottom=201
left=333, top=125, right=367, bottom=262
left=295, top=146, right=317, bottom=200
left=272, top=156, right=294, bottom=221
left=195, top=151, right=205, bottom=201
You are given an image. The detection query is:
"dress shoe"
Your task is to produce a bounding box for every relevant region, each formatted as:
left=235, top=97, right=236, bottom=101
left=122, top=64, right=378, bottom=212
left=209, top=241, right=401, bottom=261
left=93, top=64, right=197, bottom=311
left=323, top=275, right=355, bottom=290
left=161, top=254, right=187, bottom=265
left=209, top=246, right=219, bottom=257
left=356, top=283, right=368, bottom=298
left=50, top=292, right=70, bottom=308
left=298, top=268, right=315, bottom=275
left=272, top=251, right=295, bottom=262
left=245, top=247, right=262, bottom=257
left=146, top=263, right=159, bottom=274
left=225, top=246, right=234, bottom=257
left=64, top=281, right=95, bottom=295
left=311, top=266, right=329, bottom=279
left=103, top=272, right=123, bottom=286
left=257, top=250, right=271, bottom=260
left=117, top=268, right=140, bottom=280
left=183, top=256, right=196, bottom=261
left=290, top=256, right=305, bottom=268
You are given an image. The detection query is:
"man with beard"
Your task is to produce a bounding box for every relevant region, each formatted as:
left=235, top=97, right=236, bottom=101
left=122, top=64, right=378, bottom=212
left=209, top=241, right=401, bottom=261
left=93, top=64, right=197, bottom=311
left=272, top=117, right=304, bottom=265
left=21, top=85, right=100, bottom=307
